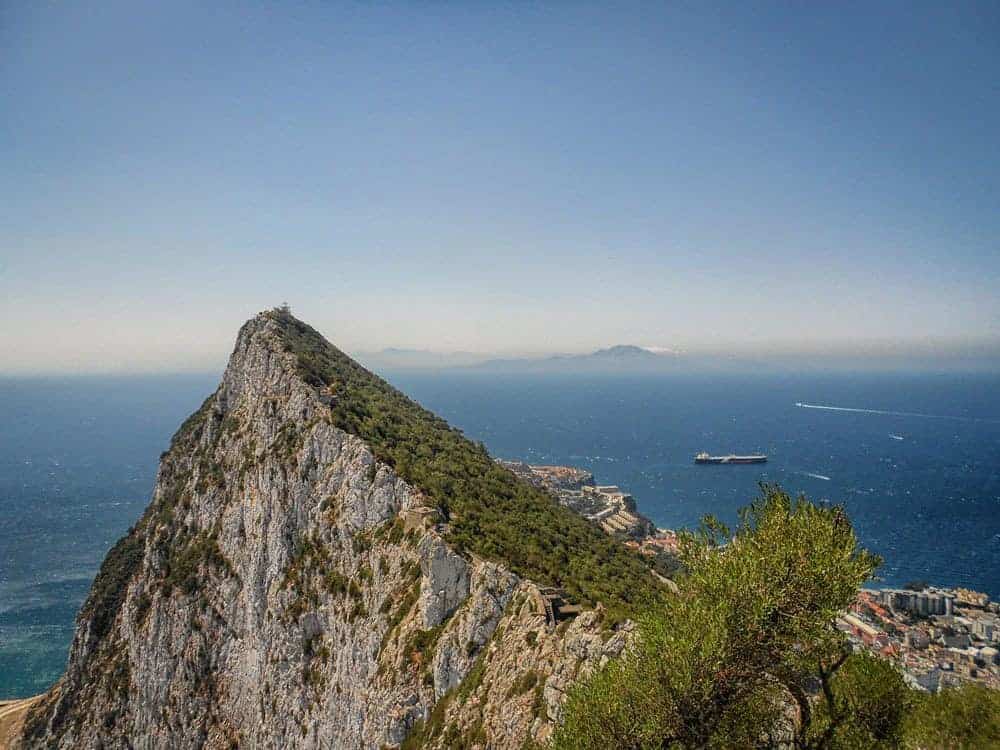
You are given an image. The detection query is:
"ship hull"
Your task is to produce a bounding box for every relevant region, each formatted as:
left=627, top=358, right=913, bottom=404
left=695, top=456, right=767, bottom=465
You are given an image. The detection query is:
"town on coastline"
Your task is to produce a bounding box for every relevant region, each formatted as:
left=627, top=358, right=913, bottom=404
left=499, top=459, right=1000, bottom=693
left=498, top=460, right=680, bottom=560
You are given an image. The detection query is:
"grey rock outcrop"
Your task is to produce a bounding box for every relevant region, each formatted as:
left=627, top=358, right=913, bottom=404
left=418, top=534, right=471, bottom=629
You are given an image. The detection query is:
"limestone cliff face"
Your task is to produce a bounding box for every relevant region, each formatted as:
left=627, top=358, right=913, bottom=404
left=18, top=313, right=625, bottom=749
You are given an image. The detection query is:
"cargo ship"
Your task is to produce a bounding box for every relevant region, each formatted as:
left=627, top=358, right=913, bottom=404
left=695, top=452, right=767, bottom=465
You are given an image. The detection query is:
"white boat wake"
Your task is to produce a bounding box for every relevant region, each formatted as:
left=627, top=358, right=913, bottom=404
left=794, top=402, right=996, bottom=424
left=801, top=471, right=831, bottom=481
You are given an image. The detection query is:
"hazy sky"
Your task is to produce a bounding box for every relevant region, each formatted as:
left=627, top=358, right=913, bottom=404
left=3, top=1, right=999, bottom=374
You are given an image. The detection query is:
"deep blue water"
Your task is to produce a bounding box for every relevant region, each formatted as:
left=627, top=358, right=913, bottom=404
left=2, top=371, right=998, bottom=698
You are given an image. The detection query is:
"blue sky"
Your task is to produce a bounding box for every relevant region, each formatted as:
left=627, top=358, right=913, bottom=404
left=2, top=1, right=998, bottom=373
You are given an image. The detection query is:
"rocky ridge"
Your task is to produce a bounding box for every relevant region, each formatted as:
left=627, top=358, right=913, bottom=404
left=16, top=312, right=638, bottom=749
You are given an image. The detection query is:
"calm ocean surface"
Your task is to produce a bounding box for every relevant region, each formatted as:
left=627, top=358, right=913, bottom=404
left=2, top=371, right=998, bottom=698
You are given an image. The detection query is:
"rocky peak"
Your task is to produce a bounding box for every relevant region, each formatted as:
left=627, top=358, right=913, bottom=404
left=16, top=310, right=658, bottom=749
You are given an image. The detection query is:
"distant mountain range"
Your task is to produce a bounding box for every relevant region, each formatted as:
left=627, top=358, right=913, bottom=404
left=473, top=344, right=683, bottom=372
left=355, top=344, right=689, bottom=373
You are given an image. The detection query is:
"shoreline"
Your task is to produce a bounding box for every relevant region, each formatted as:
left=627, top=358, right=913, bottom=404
left=0, top=695, right=44, bottom=748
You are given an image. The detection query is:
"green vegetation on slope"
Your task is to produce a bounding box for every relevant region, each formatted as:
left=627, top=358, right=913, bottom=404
left=81, top=531, right=145, bottom=642
left=905, top=683, right=1000, bottom=748
left=267, top=309, right=667, bottom=621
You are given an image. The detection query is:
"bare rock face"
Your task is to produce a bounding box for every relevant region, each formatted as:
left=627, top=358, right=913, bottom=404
left=16, top=312, right=627, bottom=750
left=419, top=596, right=633, bottom=750
left=418, top=534, right=471, bottom=629
left=429, top=560, right=518, bottom=698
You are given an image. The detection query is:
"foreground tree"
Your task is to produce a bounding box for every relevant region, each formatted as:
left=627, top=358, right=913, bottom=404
left=553, top=485, right=999, bottom=749
left=553, top=484, right=884, bottom=749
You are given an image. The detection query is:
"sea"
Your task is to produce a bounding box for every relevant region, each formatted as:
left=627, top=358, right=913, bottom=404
left=2, top=371, right=999, bottom=698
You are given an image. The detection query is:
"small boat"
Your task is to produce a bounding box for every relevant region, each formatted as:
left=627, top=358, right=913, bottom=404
left=695, top=452, right=767, bottom=465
